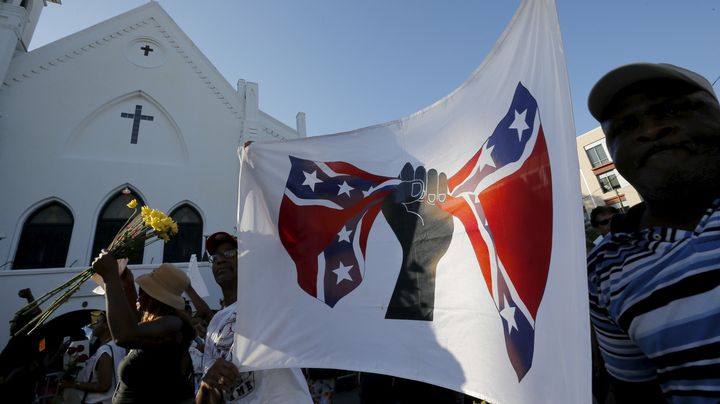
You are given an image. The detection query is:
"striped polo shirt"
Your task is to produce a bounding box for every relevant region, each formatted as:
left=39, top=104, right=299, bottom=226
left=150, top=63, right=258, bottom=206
left=587, top=199, right=720, bottom=403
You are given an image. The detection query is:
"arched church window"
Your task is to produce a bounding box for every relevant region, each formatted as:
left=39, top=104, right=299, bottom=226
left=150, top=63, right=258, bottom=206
left=163, top=205, right=203, bottom=263
left=13, top=202, right=73, bottom=269
left=91, top=190, right=145, bottom=265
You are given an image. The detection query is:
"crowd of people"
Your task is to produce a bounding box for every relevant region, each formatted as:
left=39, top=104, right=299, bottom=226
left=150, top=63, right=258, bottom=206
left=1, top=61, right=719, bottom=403
left=0, top=232, right=482, bottom=404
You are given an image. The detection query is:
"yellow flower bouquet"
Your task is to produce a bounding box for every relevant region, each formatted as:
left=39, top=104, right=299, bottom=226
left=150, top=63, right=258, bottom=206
left=13, top=200, right=178, bottom=335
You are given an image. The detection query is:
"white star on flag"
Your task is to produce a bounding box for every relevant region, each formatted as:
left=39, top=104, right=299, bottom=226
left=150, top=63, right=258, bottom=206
left=337, top=226, right=353, bottom=243
left=509, top=109, right=529, bottom=141
left=302, top=170, right=322, bottom=191
left=477, top=143, right=496, bottom=170
left=337, top=181, right=354, bottom=197
left=332, top=262, right=353, bottom=284
left=500, top=295, right=518, bottom=333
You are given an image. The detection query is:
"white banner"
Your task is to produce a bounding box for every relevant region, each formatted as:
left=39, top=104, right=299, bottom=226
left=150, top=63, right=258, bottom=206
left=234, top=0, right=589, bottom=402
left=186, top=254, right=210, bottom=298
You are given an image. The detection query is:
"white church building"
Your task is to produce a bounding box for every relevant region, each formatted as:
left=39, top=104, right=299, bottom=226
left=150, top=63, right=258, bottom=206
left=0, top=0, right=306, bottom=348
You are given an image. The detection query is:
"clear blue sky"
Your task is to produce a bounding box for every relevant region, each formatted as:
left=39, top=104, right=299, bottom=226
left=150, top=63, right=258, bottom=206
left=30, top=0, right=720, bottom=137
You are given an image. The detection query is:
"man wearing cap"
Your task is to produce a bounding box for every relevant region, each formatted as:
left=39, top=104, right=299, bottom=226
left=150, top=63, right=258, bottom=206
left=586, top=63, right=720, bottom=403
left=196, top=232, right=311, bottom=404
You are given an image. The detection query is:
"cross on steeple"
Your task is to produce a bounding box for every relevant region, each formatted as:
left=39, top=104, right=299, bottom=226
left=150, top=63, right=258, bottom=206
left=120, top=105, right=154, bottom=144
left=140, top=45, right=154, bottom=56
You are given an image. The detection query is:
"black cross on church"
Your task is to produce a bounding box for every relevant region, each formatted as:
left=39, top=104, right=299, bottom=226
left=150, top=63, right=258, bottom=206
left=140, top=45, right=154, bottom=56
left=120, top=105, right=154, bottom=144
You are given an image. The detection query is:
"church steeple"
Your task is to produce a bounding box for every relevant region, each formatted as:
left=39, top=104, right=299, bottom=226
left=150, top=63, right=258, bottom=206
left=0, top=0, right=58, bottom=86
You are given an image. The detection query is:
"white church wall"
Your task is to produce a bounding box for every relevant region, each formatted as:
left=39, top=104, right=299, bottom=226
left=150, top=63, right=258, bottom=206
left=261, top=110, right=306, bottom=140
left=0, top=2, right=305, bottom=348
left=1, top=11, right=241, bottom=267
left=0, top=1, right=27, bottom=84
left=0, top=2, right=302, bottom=272
left=18, top=0, right=45, bottom=52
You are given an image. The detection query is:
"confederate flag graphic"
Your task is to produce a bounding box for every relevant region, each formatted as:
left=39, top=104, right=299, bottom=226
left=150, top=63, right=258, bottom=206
left=278, top=82, right=552, bottom=380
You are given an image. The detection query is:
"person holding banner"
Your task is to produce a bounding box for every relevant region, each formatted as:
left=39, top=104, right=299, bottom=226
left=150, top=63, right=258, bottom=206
left=587, top=63, right=720, bottom=403
left=196, top=232, right=312, bottom=404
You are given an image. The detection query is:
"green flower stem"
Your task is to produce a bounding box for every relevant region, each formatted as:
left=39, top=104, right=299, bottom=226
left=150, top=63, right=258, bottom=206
left=14, top=269, right=90, bottom=316
left=15, top=270, right=94, bottom=336
left=13, top=207, right=178, bottom=336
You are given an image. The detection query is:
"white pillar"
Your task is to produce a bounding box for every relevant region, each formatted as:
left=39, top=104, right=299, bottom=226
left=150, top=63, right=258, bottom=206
left=579, top=169, right=596, bottom=207
left=242, top=81, right=260, bottom=142
left=296, top=112, right=306, bottom=137
left=0, top=2, right=27, bottom=86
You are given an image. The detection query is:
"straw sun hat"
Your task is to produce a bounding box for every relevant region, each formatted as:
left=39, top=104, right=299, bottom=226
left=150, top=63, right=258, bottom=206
left=135, top=263, right=189, bottom=310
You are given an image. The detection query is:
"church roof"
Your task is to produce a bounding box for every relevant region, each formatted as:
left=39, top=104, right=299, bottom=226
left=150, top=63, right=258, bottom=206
left=3, top=2, right=244, bottom=123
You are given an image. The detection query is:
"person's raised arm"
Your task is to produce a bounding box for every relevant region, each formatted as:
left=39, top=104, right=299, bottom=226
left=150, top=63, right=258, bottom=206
left=93, top=253, right=182, bottom=348
left=93, top=254, right=137, bottom=342
left=185, top=284, right=213, bottom=323
left=119, top=265, right=139, bottom=322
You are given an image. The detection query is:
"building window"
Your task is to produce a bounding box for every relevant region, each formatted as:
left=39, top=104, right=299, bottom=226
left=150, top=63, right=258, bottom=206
left=585, top=144, right=610, bottom=168
left=91, top=191, right=145, bottom=265
left=13, top=202, right=73, bottom=269
left=163, top=205, right=203, bottom=263
left=597, top=171, right=622, bottom=193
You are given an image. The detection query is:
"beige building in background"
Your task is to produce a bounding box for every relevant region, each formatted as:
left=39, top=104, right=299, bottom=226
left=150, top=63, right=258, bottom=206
left=577, top=127, right=643, bottom=221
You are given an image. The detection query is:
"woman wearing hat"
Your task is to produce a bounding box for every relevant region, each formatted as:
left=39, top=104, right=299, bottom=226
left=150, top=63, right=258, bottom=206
left=92, top=253, right=195, bottom=403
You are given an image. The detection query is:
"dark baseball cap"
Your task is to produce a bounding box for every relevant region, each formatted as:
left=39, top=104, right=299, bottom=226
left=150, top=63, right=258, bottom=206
left=205, top=231, right=237, bottom=255
left=588, top=63, right=717, bottom=121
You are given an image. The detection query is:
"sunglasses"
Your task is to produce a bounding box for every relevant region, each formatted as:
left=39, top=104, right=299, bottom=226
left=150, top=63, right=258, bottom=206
left=208, top=249, right=238, bottom=263
left=594, top=219, right=611, bottom=226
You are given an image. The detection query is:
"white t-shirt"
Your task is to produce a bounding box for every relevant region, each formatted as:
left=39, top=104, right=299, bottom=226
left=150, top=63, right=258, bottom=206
left=202, top=305, right=312, bottom=404
left=75, top=341, right=126, bottom=404
left=189, top=340, right=204, bottom=392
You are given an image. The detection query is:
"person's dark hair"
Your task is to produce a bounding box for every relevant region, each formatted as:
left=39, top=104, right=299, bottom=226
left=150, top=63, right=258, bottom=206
left=138, top=287, right=175, bottom=323
left=590, top=206, right=619, bottom=227
left=142, top=300, right=176, bottom=322
left=138, top=288, right=195, bottom=350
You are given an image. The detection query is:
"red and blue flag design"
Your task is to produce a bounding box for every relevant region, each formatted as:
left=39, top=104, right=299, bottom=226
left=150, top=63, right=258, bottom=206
left=278, top=158, right=399, bottom=308
left=278, top=82, right=552, bottom=381
left=442, top=82, right=552, bottom=380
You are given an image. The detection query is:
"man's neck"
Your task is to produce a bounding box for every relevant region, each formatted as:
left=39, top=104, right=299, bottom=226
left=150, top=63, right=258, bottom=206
left=222, top=286, right=237, bottom=307
left=642, top=194, right=716, bottom=231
